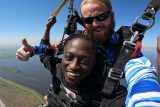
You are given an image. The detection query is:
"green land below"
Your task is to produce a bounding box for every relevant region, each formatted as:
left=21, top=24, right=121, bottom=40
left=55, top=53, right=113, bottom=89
left=0, top=49, right=45, bottom=106
left=0, top=77, right=45, bottom=107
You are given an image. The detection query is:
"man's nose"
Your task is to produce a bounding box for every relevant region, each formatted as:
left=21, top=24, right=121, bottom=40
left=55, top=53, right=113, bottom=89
left=69, top=58, right=80, bottom=70
left=92, top=19, right=99, bottom=26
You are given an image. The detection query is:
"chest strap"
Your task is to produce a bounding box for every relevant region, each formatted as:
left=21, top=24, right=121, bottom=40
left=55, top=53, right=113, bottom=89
left=101, top=0, right=160, bottom=98
left=101, top=35, right=137, bottom=98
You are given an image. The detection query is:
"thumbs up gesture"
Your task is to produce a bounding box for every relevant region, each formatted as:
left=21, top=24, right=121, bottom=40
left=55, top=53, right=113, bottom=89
left=16, top=38, right=33, bottom=61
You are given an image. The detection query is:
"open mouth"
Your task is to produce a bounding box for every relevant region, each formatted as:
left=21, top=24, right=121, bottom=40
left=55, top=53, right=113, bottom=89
left=95, top=28, right=103, bottom=32
left=94, top=26, right=103, bottom=32
left=67, top=72, right=80, bottom=77
left=66, top=70, right=81, bottom=80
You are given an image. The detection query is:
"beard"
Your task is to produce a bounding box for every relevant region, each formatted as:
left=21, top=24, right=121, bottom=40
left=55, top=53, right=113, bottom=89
left=94, top=26, right=114, bottom=43
left=93, top=26, right=114, bottom=43
left=90, top=18, right=115, bottom=43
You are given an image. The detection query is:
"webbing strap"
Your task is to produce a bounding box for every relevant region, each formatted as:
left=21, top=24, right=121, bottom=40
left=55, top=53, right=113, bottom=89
left=101, top=0, right=160, bottom=98
left=131, top=0, right=160, bottom=35
left=131, top=41, right=142, bottom=58
left=112, top=41, right=136, bottom=70
left=101, top=41, right=136, bottom=97
left=143, top=0, right=160, bottom=20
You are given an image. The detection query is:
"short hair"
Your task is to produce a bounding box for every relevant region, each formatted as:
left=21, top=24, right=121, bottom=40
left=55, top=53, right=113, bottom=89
left=63, top=31, right=108, bottom=75
left=80, top=0, right=112, bottom=11
left=60, top=31, right=107, bottom=64
left=63, top=31, right=97, bottom=53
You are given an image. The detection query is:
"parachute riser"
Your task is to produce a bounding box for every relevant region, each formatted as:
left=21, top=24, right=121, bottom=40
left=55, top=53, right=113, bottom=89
left=130, top=0, right=160, bottom=42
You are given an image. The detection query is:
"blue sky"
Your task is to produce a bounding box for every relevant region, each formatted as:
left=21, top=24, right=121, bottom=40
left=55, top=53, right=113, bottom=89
left=0, top=0, right=159, bottom=48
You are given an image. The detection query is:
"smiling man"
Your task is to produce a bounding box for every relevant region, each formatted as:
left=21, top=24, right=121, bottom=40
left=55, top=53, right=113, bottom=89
left=16, top=31, right=127, bottom=107
left=16, top=0, right=160, bottom=106
left=61, top=36, right=96, bottom=85
left=39, top=32, right=127, bottom=107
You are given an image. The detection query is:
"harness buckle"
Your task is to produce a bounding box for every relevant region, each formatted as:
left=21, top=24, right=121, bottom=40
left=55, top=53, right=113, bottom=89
left=108, top=68, right=123, bottom=80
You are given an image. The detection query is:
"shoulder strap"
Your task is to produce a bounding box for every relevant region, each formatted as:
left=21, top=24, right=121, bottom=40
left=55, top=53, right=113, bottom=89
left=101, top=26, right=133, bottom=98
left=101, top=0, right=160, bottom=98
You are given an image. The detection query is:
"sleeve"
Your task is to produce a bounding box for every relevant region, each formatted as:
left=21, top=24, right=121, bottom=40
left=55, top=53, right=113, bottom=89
left=124, top=56, right=160, bottom=107
left=32, top=43, right=46, bottom=55
left=38, top=39, right=60, bottom=74
left=31, top=39, right=55, bottom=56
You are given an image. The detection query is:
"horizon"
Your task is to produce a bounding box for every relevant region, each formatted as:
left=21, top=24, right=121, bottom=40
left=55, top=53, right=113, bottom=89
left=0, top=0, right=160, bottom=47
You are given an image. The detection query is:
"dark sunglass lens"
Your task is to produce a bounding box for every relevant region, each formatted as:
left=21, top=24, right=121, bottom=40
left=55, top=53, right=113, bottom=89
left=84, top=17, right=93, bottom=24
left=96, top=12, right=109, bottom=21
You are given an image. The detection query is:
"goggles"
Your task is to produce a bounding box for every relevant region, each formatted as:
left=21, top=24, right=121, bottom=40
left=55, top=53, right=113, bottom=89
left=83, top=11, right=110, bottom=24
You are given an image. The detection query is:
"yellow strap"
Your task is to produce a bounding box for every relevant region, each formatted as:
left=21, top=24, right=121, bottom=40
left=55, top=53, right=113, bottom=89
left=52, top=0, right=69, bottom=17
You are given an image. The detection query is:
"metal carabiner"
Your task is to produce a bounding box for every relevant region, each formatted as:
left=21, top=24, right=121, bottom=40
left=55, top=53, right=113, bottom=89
left=130, top=15, right=155, bottom=35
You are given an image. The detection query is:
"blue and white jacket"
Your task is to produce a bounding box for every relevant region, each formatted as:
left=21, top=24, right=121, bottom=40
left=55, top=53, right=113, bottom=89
left=108, top=32, right=160, bottom=107
left=125, top=56, right=160, bottom=107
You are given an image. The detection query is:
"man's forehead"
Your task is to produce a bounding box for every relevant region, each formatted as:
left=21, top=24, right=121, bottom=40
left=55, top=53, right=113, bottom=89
left=64, top=38, right=94, bottom=52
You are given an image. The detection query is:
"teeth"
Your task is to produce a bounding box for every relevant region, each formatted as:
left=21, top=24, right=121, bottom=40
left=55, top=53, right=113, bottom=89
left=67, top=72, right=80, bottom=77
left=95, top=28, right=103, bottom=32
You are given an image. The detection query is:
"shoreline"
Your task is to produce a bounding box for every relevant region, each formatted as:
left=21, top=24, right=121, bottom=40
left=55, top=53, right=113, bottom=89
left=0, top=77, right=45, bottom=107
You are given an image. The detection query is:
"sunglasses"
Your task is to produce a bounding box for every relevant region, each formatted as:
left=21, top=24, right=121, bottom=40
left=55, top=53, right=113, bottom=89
left=83, top=11, right=110, bottom=24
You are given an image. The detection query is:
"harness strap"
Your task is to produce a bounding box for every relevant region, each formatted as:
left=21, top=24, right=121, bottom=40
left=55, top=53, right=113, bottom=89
left=101, top=0, right=160, bottom=98
left=47, top=83, right=102, bottom=106
left=143, top=0, right=160, bottom=20
left=51, top=0, right=69, bottom=17
left=131, top=40, right=142, bottom=58
left=101, top=40, right=136, bottom=97
left=131, top=0, right=160, bottom=36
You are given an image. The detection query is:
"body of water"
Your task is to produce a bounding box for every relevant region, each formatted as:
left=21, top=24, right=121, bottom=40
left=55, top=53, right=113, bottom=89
left=0, top=56, right=52, bottom=95
left=0, top=47, right=157, bottom=95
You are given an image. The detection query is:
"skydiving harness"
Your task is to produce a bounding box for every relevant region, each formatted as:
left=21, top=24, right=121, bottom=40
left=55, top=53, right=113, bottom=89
left=101, top=0, right=160, bottom=98
left=54, top=0, right=84, bottom=55
left=47, top=0, right=160, bottom=102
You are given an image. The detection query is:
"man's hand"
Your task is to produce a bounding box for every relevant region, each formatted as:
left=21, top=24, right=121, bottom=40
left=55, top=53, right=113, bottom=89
left=16, top=38, right=33, bottom=61
left=46, top=16, right=56, bottom=29
left=41, top=16, right=56, bottom=41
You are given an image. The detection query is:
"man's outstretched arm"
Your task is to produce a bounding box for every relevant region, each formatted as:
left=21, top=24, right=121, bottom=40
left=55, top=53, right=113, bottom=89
left=125, top=56, right=160, bottom=107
